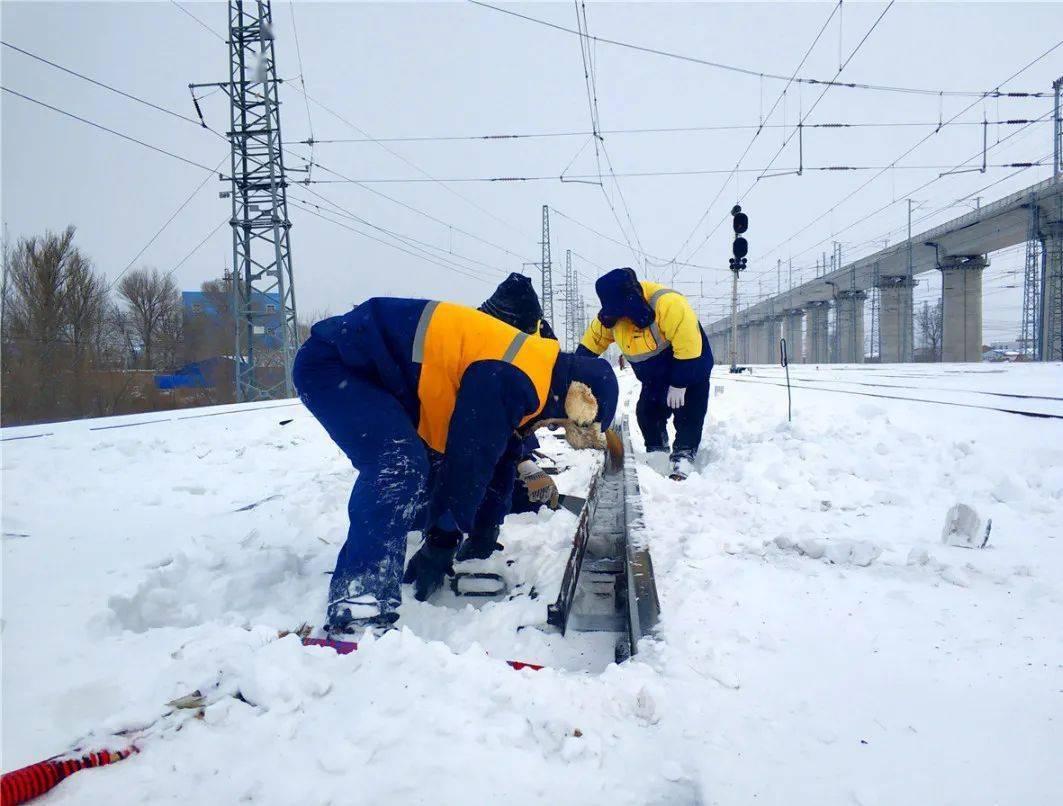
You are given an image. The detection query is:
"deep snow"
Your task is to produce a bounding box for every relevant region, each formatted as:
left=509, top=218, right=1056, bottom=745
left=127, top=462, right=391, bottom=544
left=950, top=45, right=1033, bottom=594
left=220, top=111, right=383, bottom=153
left=2, top=362, right=1061, bottom=804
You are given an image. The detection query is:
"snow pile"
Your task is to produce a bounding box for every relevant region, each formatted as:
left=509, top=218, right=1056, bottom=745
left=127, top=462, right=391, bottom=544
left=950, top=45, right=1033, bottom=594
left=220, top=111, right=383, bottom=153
left=3, top=364, right=1062, bottom=804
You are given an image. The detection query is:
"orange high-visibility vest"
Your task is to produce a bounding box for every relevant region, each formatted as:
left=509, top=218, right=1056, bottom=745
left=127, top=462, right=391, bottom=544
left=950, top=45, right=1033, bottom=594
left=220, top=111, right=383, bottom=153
left=412, top=301, right=560, bottom=453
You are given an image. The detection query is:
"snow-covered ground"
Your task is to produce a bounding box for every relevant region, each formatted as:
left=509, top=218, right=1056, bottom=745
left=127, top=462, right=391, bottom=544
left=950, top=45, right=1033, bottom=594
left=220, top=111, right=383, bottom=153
left=2, top=362, right=1061, bottom=804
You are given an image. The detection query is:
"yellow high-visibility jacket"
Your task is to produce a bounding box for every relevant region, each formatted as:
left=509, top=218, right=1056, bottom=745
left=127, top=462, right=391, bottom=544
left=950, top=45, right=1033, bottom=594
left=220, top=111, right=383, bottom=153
left=579, top=281, right=710, bottom=387
left=415, top=301, right=559, bottom=454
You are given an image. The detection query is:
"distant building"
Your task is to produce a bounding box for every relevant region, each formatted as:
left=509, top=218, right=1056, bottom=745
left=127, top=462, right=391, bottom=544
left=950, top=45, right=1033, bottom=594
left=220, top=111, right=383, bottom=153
left=182, top=289, right=283, bottom=350
left=982, top=347, right=1021, bottom=363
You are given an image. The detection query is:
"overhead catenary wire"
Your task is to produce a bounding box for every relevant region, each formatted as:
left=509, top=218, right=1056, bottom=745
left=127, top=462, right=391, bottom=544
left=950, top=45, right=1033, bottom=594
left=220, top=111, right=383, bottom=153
left=287, top=83, right=539, bottom=248
left=729, top=150, right=1049, bottom=318
left=110, top=154, right=230, bottom=289
left=467, top=0, right=1049, bottom=99
left=169, top=0, right=226, bottom=42
left=301, top=161, right=1044, bottom=184
left=291, top=199, right=498, bottom=286
left=551, top=207, right=726, bottom=271
left=1, top=86, right=218, bottom=172
left=304, top=157, right=536, bottom=265
left=680, top=1, right=898, bottom=264
left=293, top=187, right=511, bottom=279
left=748, top=38, right=1063, bottom=269
left=165, top=218, right=230, bottom=281
left=288, top=0, right=316, bottom=181
left=573, top=0, right=646, bottom=269
left=832, top=138, right=1052, bottom=261
left=752, top=112, right=1056, bottom=278
left=1, top=41, right=219, bottom=133
left=303, top=118, right=1047, bottom=145
left=291, top=197, right=502, bottom=284
left=671, top=0, right=841, bottom=263
left=167, top=0, right=539, bottom=270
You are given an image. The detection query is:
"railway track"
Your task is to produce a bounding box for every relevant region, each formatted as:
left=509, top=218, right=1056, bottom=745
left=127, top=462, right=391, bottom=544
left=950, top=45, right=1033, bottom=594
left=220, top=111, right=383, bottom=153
left=758, top=371, right=1063, bottom=403
left=547, top=419, right=660, bottom=662
left=732, top=374, right=1063, bottom=420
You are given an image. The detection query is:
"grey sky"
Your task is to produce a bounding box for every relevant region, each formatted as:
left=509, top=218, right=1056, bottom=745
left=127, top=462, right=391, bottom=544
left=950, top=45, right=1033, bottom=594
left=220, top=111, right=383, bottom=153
left=2, top=1, right=1060, bottom=344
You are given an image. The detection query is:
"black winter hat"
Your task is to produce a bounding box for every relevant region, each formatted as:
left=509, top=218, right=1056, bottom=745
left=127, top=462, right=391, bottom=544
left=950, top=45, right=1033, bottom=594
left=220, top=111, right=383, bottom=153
left=595, top=267, right=654, bottom=328
left=480, top=273, right=544, bottom=335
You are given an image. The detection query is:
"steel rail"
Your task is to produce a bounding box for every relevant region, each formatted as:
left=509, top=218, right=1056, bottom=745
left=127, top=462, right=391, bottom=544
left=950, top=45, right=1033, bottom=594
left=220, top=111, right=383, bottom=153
left=547, top=419, right=660, bottom=661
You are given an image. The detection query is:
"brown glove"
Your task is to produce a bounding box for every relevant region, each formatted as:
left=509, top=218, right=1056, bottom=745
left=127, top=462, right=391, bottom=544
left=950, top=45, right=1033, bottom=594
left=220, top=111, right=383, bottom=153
left=518, top=460, right=558, bottom=504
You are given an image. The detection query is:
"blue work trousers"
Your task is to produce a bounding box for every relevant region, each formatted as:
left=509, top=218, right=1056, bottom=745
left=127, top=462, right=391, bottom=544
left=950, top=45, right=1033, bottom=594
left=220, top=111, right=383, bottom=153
left=294, top=344, right=434, bottom=612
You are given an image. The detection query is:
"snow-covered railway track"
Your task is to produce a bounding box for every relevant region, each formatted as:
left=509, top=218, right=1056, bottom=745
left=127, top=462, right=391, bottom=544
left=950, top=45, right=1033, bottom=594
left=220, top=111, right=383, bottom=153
left=547, top=420, right=660, bottom=663
left=760, top=372, right=1063, bottom=403
left=732, top=375, right=1063, bottom=420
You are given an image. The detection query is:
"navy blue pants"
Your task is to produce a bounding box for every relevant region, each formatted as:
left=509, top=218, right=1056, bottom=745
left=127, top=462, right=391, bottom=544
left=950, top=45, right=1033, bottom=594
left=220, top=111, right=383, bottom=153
left=293, top=338, right=518, bottom=613
left=635, top=374, right=711, bottom=460
left=294, top=351, right=431, bottom=613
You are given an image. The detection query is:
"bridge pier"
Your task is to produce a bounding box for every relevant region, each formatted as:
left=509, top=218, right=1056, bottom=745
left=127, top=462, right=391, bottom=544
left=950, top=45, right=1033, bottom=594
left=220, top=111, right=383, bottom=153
left=753, top=319, right=768, bottom=363
left=748, top=320, right=762, bottom=363
left=836, top=290, right=867, bottom=363
left=737, top=323, right=751, bottom=364
left=763, top=316, right=782, bottom=364
left=716, top=330, right=729, bottom=367
left=783, top=309, right=804, bottom=363
left=806, top=301, right=830, bottom=363
left=940, top=255, right=987, bottom=362
left=877, top=276, right=916, bottom=363
left=1041, top=222, right=1063, bottom=361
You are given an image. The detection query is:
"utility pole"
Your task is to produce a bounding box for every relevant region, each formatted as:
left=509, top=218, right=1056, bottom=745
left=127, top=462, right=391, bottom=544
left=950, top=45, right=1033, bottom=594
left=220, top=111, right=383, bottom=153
left=1054, top=76, right=1062, bottom=179
left=906, top=198, right=915, bottom=362
left=1020, top=194, right=1041, bottom=359
left=540, top=205, right=554, bottom=326
left=194, top=0, right=298, bottom=402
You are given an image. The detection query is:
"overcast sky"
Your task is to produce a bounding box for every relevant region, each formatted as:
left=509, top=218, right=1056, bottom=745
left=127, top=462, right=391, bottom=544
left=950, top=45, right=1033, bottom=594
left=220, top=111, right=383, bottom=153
left=2, top=1, right=1060, bottom=344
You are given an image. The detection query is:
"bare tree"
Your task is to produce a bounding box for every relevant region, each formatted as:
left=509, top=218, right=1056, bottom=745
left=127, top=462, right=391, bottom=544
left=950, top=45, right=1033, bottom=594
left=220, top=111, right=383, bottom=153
left=297, top=307, right=330, bottom=346
left=118, top=267, right=180, bottom=370
left=916, top=299, right=943, bottom=361
left=1, top=227, right=112, bottom=423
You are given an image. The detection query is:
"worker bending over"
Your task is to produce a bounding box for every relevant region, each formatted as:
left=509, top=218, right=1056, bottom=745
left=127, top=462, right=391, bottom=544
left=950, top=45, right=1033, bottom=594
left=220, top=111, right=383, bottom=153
left=451, top=273, right=559, bottom=561
left=577, top=267, right=713, bottom=480
left=294, top=298, right=618, bottom=634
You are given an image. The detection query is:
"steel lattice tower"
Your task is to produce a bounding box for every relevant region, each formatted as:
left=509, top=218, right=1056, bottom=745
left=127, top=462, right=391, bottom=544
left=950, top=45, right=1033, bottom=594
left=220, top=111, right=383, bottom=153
left=564, top=249, right=575, bottom=350
left=1045, top=199, right=1063, bottom=362
left=226, top=0, right=298, bottom=401
left=1020, top=194, right=1041, bottom=359
left=868, top=263, right=881, bottom=361
left=540, top=205, right=554, bottom=326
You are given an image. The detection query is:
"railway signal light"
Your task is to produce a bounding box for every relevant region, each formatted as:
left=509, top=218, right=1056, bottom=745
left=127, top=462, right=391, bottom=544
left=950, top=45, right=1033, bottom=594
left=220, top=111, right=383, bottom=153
left=728, top=205, right=750, bottom=372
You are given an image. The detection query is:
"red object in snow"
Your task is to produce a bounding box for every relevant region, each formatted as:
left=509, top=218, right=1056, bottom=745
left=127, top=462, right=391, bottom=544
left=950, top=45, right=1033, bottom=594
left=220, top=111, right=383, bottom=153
left=1, top=747, right=137, bottom=806
left=303, top=636, right=359, bottom=654
left=301, top=636, right=544, bottom=671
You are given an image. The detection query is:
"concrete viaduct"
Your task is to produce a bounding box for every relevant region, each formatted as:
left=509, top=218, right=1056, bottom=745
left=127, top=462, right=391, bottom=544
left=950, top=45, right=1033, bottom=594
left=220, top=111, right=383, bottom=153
left=706, top=176, right=1063, bottom=364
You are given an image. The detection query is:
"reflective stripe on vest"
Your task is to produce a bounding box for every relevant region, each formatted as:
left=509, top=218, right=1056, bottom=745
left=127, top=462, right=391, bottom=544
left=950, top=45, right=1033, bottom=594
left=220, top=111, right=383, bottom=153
left=627, top=287, right=677, bottom=363
left=411, top=302, right=559, bottom=453
left=412, top=300, right=440, bottom=363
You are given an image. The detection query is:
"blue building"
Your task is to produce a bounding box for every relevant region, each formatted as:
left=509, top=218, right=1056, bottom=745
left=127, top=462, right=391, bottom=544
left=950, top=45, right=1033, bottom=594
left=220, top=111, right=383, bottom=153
left=182, top=290, right=283, bottom=350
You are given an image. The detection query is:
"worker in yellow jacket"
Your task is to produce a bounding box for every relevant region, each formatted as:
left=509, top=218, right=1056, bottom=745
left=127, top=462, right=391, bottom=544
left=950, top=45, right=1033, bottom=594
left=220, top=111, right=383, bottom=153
left=577, top=267, right=714, bottom=479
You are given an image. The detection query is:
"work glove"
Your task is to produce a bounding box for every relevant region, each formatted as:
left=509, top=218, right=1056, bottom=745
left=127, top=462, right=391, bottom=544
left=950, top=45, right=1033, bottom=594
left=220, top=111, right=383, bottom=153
left=455, top=524, right=504, bottom=562
left=402, top=526, right=461, bottom=601
left=518, top=459, right=558, bottom=505
left=666, top=386, right=687, bottom=410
